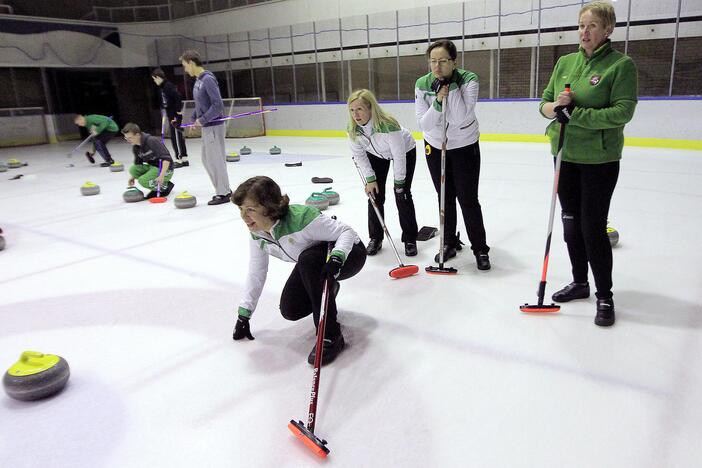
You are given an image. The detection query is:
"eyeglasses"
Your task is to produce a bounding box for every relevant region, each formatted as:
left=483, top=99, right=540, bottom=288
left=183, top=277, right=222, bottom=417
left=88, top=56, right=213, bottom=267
left=428, top=59, right=452, bottom=66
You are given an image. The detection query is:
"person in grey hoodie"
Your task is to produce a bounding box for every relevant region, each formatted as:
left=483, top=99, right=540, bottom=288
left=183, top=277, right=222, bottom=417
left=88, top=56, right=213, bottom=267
left=179, top=50, right=232, bottom=205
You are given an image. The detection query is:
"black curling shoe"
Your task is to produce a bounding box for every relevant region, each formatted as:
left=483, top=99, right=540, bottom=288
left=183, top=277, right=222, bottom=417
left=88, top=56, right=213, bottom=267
left=552, top=282, right=590, bottom=303
left=308, top=333, right=345, bottom=366
left=366, top=238, right=382, bottom=256
left=595, top=298, right=615, bottom=327
left=434, top=242, right=461, bottom=263
left=475, top=251, right=491, bottom=270
left=404, top=242, right=418, bottom=257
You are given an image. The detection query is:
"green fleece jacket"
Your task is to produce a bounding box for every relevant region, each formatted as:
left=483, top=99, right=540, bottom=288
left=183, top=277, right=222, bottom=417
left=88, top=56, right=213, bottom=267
left=85, top=114, right=118, bottom=134
left=540, top=41, right=638, bottom=164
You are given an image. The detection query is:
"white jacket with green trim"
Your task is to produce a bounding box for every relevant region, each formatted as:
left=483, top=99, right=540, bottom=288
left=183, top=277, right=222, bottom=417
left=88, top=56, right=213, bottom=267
left=414, top=69, right=480, bottom=150
left=349, top=119, right=416, bottom=186
left=238, top=204, right=360, bottom=317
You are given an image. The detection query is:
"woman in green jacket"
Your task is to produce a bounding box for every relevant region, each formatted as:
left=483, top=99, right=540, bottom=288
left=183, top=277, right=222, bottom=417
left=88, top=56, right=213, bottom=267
left=540, top=1, right=637, bottom=326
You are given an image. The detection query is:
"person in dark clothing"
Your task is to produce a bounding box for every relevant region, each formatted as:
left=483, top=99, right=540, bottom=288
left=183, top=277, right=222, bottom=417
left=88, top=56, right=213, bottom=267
left=151, top=68, right=188, bottom=168
left=73, top=114, right=118, bottom=167
left=121, top=122, right=175, bottom=199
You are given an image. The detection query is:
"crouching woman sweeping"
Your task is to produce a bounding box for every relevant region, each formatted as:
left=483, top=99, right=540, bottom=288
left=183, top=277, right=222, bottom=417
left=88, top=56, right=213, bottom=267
left=232, top=176, right=367, bottom=365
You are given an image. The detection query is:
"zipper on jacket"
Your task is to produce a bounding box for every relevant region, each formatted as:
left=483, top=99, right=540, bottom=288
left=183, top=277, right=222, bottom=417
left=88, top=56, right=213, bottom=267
left=359, top=130, right=384, bottom=158
left=259, top=233, right=296, bottom=262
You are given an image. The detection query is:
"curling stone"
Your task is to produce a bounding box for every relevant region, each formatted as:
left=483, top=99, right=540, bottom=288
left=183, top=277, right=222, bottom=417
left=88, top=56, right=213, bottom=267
left=305, top=192, right=329, bottom=211
left=269, top=146, right=281, bottom=155
left=607, top=227, right=619, bottom=247
left=174, top=191, right=197, bottom=209
left=123, top=187, right=145, bottom=203
left=80, top=182, right=100, bottom=196
left=0, top=235, right=5, bottom=251
left=240, top=146, right=252, bottom=155
left=3, top=351, right=70, bottom=401
left=226, top=152, right=240, bottom=162
left=109, top=161, right=124, bottom=172
left=0, top=163, right=7, bottom=172
left=321, top=187, right=339, bottom=205
left=7, top=159, right=22, bottom=169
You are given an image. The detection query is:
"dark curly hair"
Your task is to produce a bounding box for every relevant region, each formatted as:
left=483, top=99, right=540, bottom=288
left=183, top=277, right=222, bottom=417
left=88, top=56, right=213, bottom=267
left=232, top=176, right=290, bottom=220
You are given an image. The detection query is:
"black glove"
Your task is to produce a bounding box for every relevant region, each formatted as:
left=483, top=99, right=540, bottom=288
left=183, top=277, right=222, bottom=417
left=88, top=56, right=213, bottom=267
left=322, top=255, right=343, bottom=280
left=170, top=114, right=183, bottom=129
left=431, top=77, right=449, bottom=93
left=554, top=103, right=575, bottom=124
left=394, top=185, right=409, bottom=201
left=232, top=316, right=254, bottom=341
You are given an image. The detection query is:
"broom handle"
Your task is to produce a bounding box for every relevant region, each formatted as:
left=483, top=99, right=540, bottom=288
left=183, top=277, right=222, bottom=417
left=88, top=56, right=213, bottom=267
left=306, top=242, right=333, bottom=433
left=438, top=97, right=448, bottom=266
left=537, top=84, right=570, bottom=305
left=353, top=160, right=406, bottom=267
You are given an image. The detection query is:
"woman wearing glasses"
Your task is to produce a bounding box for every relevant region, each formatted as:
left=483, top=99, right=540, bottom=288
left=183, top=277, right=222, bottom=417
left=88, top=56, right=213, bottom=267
left=415, top=39, right=490, bottom=270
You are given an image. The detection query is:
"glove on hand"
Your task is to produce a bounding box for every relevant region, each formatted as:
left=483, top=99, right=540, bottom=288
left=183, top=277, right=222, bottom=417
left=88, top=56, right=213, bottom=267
left=322, top=255, right=343, bottom=280
left=232, top=315, right=254, bottom=341
left=554, top=103, right=575, bottom=124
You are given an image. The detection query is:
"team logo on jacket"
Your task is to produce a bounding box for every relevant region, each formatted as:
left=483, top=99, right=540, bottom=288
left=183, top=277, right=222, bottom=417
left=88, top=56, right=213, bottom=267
left=425, top=144, right=431, bottom=156
left=590, top=75, right=601, bottom=85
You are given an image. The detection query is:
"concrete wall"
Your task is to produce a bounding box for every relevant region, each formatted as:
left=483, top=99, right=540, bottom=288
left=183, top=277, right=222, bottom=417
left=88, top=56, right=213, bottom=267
left=262, top=98, right=702, bottom=142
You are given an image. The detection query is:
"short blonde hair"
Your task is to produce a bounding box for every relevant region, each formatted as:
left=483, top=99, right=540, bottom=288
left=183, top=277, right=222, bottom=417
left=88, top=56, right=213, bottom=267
left=346, top=89, right=401, bottom=142
left=580, top=1, right=616, bottom=31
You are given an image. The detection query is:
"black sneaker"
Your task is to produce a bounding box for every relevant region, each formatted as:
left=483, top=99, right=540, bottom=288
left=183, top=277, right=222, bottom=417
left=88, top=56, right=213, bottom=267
left=366, top=238, right=382, bottom=256
left=99, top=160, right=114, bottom=168
left=307, top=333, right=345, bottom=366
left=208, top=192, right=232, bottom=206
left=145, top=190, right=158, bottom=199
left=595, top=298, right=615, bottom=327
left=404, top=242, right=418, bottom=257
left=174, top=160, right=189, bottom=168
left=552, top=282, right=590, bottom=303
left=475, top=251, right=491, bottom=270
left=85, top=152, right=95, bottom=164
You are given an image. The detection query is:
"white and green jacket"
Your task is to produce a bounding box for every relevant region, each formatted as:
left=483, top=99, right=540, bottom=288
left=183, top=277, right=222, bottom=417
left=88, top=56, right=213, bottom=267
left=238, top=204, right=360, bottom=318
left=415, top=69, right=480, bottom=150
left=349, top=119, right=416, bottom=187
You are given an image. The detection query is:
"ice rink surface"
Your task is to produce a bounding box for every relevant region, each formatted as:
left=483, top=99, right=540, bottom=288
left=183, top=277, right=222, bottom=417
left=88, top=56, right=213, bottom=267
left=1, top=136, right=701, bottom=468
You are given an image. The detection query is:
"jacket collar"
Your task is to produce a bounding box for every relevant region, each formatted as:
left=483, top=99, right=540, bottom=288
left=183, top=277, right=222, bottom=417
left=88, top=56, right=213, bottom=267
left=579, top=39, right=612, bottom=62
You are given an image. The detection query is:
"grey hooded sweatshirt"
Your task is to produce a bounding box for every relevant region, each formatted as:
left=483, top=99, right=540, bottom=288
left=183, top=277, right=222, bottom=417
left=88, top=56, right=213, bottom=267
left=192, top=70, right=224, bottom=127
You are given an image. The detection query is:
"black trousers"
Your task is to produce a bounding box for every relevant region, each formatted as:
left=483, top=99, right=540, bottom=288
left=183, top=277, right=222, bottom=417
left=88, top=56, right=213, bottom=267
left=425, top=140, right=489, bottom=253
left=93, top=131, right=117, bottom=162
left=367, top=148, right=419, bottom=243
left=279, top=241, right=367, bottom=339
left=168, top=115, right=188, bottom=159
left=557, top=160, right=619, bottom=300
